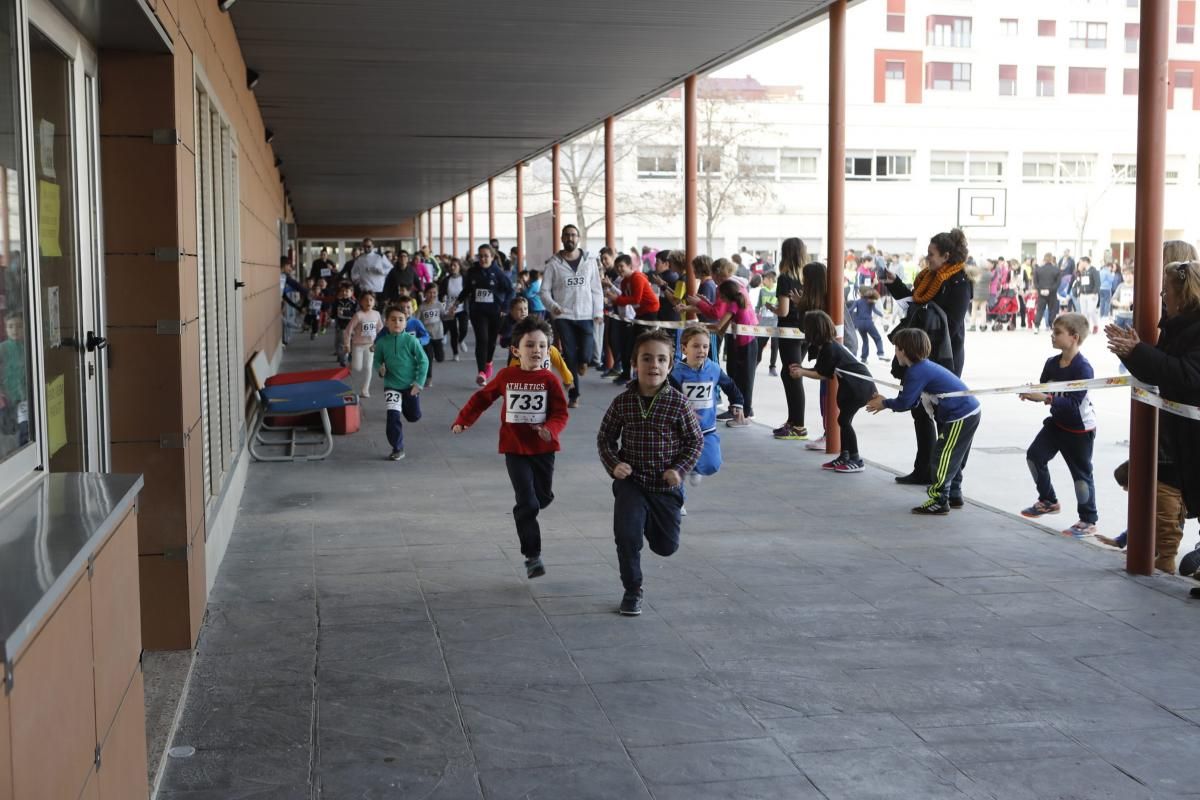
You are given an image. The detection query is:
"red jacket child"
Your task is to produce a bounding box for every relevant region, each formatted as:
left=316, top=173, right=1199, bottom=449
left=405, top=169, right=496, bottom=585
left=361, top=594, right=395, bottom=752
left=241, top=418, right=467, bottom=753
left=452, top=365, right=569, bottom=454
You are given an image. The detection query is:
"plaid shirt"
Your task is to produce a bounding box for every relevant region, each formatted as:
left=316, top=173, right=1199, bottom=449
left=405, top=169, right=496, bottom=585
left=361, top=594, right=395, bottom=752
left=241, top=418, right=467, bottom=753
left=597, top=384, right=703, bottom=492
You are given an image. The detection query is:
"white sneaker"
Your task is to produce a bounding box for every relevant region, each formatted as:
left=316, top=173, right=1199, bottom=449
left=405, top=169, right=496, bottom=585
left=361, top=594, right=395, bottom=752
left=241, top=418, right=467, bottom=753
left=453, top=354, right=460, bottom=362
left=680, top=505, right=688, bottom=516
left=687, top=472, right=704, bottom=487
left=804, top=436, right=826, bottom=451
left=360, top=389, right=370, bottom=398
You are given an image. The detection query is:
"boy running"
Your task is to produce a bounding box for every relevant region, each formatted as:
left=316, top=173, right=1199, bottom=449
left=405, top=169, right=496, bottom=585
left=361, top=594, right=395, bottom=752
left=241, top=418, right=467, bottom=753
left=597, top=329, right=703, bottom=616
left=452, top=317, right=569, bottom=578
left=373, top=303, right=429, bottom=461
left=1018, top=312, right=1099, bottom=537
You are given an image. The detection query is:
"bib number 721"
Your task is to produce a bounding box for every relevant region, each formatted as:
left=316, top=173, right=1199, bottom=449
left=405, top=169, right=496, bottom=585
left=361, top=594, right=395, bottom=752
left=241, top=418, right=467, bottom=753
left=682, top=381, right=714, bottom=410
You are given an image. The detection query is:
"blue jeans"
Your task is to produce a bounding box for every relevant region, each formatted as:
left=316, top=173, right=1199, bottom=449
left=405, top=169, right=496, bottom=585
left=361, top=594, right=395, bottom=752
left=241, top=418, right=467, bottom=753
left=857, top=323, right=884, bottom=359
left=385, top=389, right=421, bottom=452
left=1027, top=419, right=1097, bottom=523
left=1098, top=288, right=1112, bottom=317
left=553, top=318, right=594, bottom=401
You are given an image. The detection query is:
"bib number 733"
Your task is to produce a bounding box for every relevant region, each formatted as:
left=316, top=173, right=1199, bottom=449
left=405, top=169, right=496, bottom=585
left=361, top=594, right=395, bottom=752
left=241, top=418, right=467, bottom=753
left=505, top=389, right=548, bottom=423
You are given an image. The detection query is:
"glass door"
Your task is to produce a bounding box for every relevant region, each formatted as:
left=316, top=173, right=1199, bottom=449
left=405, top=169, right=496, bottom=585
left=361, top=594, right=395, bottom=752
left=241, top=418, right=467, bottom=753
left=27, top=0, right=103, bottom=472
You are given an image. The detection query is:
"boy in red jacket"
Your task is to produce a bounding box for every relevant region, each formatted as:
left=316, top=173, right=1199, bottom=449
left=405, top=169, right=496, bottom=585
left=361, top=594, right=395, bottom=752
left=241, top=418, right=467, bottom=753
left=452, top=316, right=570, bottom=578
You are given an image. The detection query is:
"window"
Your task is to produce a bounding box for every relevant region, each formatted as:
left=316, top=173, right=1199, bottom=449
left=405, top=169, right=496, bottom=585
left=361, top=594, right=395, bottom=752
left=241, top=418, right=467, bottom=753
left=1180, top=0, right=1196, bottom=43
left=926, top=61, right=972, bottom=91
left=1177, top=69, right=1195, bottom=88
left=846, top=150, right=913, bottom=181
left=887, top=0, right=905, bottom=32
left=779, top=149, right=819, bottom=180
left=968, top=153, right=1006, bottom=181
left=1125, top=23, right=1140, bottom=53
left=1068, top=67, right=1106, bottom=94
left=637, top=145, right=678, bottom=178
left=927, top=15, right=972, bottom=47
left=699, top=146, right=722, bottom=175
left=885, top=60, right=906, bottom=80
left=999, top=64, right=1017, bottom=96
left=1000, top=18, right=1018, bottom=36
left=1022, top=152, right=1096, bottom=183
left=1112, top=157, right=1137, bottom=184
left=1038, top=19, right=1056, bottom=37
left=195, top=84, right=243, bottom=500
left=930, top=151, right=966, bottom=180
left=1037, top=66, right=1055, bottom=96
left=0, top=0, right=31, bottom=476
left=738, top=147, right=777, bottom=177
left=1069, top=21, right=1107, bottom=48
left=1124, top=68, right=1139, bottom=95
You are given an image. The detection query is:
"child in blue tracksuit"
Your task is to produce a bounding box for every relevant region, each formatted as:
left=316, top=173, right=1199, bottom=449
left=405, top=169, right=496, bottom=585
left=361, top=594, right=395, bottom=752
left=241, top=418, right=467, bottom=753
left=669, top=326, right=744, bottom=485
left=867, top=328, right=981, bottom=514
left=848, top=287, right=885, bottom=361
left=1018, top=313, right=1098, bottom=538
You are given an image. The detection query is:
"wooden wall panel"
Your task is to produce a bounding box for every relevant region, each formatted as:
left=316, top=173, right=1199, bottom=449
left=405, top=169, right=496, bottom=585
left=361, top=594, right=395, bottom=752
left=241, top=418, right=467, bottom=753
left=90, top=510, right=143, bottom=739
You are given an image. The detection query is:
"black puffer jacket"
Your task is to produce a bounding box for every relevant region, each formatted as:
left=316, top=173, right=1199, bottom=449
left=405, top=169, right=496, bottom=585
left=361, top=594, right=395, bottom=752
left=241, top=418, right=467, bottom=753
left=1123, top=310, right=1200, bottom=517
left=886, top=270, right=971, bottom=376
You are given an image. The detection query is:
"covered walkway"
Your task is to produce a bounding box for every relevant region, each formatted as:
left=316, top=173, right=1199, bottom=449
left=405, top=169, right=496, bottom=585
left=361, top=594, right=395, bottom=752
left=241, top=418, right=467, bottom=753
left=158, top=336, right=1200, bottom=799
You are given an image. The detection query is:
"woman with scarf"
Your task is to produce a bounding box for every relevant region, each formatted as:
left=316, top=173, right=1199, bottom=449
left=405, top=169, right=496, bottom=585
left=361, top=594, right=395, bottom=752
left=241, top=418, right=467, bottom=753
left=884, top=228, right=972, bottom=485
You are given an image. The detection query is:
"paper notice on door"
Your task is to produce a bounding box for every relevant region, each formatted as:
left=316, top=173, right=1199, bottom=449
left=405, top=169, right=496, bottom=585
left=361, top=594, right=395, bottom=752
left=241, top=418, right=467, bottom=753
left=38, top=119, right=55, bottom=178
left=38, top=180, right=61, bottom=257
left=47, top=374, right=66, bottom=456
left=46, top=285, right=61, bottom=348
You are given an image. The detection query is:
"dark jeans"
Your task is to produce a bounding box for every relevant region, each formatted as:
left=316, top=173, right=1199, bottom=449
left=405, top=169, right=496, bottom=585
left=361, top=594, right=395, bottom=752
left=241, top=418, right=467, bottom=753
left=725, top=337, right=757, bottom=417
left=1027, top=419, right=1097, bottom=523
left=423, top=341, right=444, bottom=383
left=779, top=337, right=807, bottom=428
left=837, top=385, right=866, bottom=457
left=470, top=310, right=501, bottom=372
left=610, top=318, right=629, bottom=375
left=505, top=453, right=555, bottom=558
left=857, top=323, right=884, bottom=359
left=385, top=389, right=422, bottom=452
left=928, top=412, right=979, bottom=505
left=912, top=407, right=936, bottom=478
left=1034, top=293, right=1058, bottom=330
left=756, top=335, right=779, bottom=368
left=554, top=318, right=595, bottom=400
left=612, top=479, right=682, bottom=592
left=449, top=312, right=469, bottom=356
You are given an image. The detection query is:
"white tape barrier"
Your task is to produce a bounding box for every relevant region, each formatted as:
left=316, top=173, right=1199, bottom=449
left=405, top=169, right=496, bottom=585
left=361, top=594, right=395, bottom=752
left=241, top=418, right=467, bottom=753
left=606, top=314, right=1200, bottom=421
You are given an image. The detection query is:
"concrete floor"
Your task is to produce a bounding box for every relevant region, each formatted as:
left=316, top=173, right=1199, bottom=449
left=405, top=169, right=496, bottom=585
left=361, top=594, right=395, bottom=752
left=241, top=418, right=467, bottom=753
left=158, top=331, right=1200, bottom=799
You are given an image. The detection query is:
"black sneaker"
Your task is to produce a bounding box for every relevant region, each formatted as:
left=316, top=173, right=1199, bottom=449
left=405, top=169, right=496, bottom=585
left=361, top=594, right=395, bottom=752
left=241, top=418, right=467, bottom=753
left=895, top=472, right=927, bottom=485
left=716, top=410, right=734, bottom=421
left=619, top=589, right=643, bottom=616
left=1190, top=587, right=1200, bottom=600
left=388, top=449, right=406, bottom=461
left=912, top=501, right=950, bottom=515
left=525, top=557, right=546, bottom=579
left=949, top=497, right=964, bottom=509
left=612, top=374, right=631, bottom=384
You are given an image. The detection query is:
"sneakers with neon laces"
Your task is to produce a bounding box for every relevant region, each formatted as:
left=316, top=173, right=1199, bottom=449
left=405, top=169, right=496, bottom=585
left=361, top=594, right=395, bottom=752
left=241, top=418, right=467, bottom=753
left=1021, top=499, right=1061, bottom=518
left=1062, top=521, right=1097, bottom=538
left=821, top=457, right=844, bottom=471
left=773, top=424, right=808, bottom=440
left=804, top=436, right=827, bottom=451
left=834, top=458, right=865, bottom=473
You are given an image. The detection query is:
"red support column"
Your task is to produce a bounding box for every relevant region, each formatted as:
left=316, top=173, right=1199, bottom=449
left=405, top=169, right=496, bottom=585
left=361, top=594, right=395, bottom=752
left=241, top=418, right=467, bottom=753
left=452, top=196, right=459, bottom=259
left=684, top=75, right=698, bottom=300
left=439, top=202, right=445, bottom=255
left=605, top=116, right=616, bottom=252
left=552, top=143, right=562, bottom=238
left=516, top=163, right=525, bottom=270
left=1126, top=0, right=1169, bottom=576
left=488, top=177, right=496, bottom=241
left=826, top=0, right=847, bottom=456
left=468, top=187, right=475, bottom=255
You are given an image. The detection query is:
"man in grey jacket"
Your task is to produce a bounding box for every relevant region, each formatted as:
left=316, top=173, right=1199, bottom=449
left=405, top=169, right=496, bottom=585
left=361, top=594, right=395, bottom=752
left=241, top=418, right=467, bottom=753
left=540, top=224, right=604, bottom=406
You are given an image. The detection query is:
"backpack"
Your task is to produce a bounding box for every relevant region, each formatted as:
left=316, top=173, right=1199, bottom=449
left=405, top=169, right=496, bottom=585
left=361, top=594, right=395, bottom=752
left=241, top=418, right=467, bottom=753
left=887, top=301, right=954, bottom=379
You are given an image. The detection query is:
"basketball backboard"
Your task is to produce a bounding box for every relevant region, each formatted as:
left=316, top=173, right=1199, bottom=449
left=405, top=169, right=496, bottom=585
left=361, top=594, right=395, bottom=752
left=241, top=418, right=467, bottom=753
left=956, top=187, right=1007, bottom=228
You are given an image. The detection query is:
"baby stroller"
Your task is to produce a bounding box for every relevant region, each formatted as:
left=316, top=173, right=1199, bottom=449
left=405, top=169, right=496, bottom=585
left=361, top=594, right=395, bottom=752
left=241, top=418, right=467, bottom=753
left=986, top=288, right=1019, bottom=330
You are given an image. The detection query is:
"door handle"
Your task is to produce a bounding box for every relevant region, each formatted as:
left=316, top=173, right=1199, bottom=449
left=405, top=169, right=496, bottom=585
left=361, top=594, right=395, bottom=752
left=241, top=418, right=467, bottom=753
left=85, top=331, right=108, bottom=352
left=234, top=280, right=246, bottom=290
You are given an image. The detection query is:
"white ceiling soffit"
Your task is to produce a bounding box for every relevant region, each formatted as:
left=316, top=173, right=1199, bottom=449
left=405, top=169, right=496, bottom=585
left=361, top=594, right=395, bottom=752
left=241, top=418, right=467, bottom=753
left=230, top=0, right=837, bottom=225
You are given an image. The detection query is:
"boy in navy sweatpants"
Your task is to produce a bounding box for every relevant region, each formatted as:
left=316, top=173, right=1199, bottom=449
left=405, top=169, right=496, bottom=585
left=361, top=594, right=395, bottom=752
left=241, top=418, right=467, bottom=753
left=867, top=328, right=981, bottom=515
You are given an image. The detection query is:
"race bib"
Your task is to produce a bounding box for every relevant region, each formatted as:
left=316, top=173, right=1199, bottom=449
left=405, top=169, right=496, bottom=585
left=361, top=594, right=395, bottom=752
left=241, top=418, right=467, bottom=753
left=475, top=289, right=494, bottom=304
left=421, top=309, right=440, bottom=323
left=309, top=299, right=323, bottom=313
left=541, top=356, right=552, bottom=371
left=361, top=322, right=377, bottom=338
left=1080, top=276, right=1091, bottom=287
left=17, top=400, right=28, bottom=424
left=565, top=275, right=586, bottom=287
left=384, top=390, right=404, bottom=411
left=1039, top=289, right=1050, bottom=297
left=505, top=388, right=547, bottom=423
left=681, top=381, right=715, bottom=411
